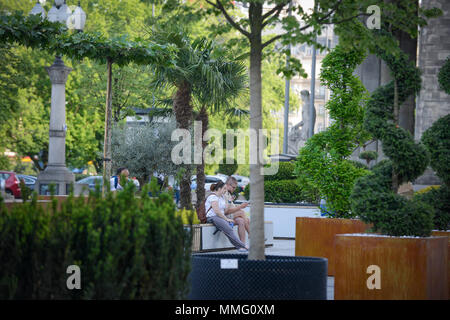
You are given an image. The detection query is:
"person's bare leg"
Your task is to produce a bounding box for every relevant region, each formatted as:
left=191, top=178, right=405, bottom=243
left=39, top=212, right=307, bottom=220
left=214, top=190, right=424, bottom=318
left=234, top=217, right=246, bottom=243
left=234, top=210, right=250, bottom=236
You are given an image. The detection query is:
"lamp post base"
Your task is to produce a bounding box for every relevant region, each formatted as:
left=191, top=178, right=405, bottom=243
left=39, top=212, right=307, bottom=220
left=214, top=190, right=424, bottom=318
left=36, top=165, right=75, bottom=195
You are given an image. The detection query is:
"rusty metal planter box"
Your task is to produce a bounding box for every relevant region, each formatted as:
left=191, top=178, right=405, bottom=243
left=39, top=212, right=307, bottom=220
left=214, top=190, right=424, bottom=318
left=431, top=230, right=450, bottom=298
left=295, top=217, right=370, bottom=275
left=334, top=234, right=448, bottom=300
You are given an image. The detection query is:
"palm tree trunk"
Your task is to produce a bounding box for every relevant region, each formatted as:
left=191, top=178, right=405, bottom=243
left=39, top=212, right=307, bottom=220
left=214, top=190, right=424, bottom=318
left=248, top=2, right=265, bottom=260
left=173, top=80, right=193, bottom=210
left=196, top=106, right=208, bottom=209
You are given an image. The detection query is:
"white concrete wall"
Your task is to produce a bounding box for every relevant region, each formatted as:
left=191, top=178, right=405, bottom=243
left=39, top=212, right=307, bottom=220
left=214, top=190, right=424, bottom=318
left=243, top=205, right=321, bottom=238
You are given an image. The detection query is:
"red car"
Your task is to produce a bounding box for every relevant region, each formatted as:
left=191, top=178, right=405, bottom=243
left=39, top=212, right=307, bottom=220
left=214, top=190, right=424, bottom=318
left=0, top=171, right=21, bottom=198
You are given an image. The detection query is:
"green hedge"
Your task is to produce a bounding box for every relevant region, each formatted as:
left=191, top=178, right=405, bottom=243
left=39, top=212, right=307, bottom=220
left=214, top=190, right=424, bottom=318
left=0, top=183, right=192, bottom=299
left=264, top=162, right=296, bottom=181
left=244, top=179, right=319, bottom=204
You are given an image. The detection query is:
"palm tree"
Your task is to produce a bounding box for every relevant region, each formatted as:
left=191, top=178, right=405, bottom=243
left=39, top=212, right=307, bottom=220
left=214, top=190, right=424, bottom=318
left=150, top=30, right=247, bottom=210
left=190, top=43, right=248, bottom=209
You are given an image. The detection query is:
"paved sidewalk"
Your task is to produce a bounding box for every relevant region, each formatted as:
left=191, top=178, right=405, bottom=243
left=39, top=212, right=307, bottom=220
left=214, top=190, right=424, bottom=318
left=200, top=239, right=334, bottom=300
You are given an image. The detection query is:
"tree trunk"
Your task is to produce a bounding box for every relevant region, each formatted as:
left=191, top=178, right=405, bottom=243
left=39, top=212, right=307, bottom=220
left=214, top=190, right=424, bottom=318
left=395, top=1, right=418, bottom=136
left=392, top=79, right=399, bottom=193
left=173, top=80, right=193, bottom=210
left=102, top=59, right=113, bottom=194
left=196, top=106, right=208, bottom=209
left=248, top=2, right=265, bottom=260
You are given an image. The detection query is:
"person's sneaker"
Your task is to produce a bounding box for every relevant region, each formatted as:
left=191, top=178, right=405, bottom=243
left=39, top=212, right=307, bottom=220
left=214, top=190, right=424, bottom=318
left=237, top=248, right=248, bottom=253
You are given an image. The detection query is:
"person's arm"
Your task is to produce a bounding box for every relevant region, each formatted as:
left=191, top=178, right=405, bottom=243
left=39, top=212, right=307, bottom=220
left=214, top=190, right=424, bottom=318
left=211, top=201, right=233, bottom=222
left=225, top=202, right=248, bottom=214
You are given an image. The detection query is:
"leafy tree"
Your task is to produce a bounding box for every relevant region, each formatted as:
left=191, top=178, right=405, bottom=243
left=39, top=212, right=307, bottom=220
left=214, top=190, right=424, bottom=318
left=111, top=118, right=179, bottom=186
left=295, top=45, right=370, bottom=218
left=205, top=0, right=442, bottom=259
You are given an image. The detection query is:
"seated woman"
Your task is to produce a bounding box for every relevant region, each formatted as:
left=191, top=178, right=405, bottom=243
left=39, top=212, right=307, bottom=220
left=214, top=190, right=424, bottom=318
left=205, top=181, right=248, bottom=252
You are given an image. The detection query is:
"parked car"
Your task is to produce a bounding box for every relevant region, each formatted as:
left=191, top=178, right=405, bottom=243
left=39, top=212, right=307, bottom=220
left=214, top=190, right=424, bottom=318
left=191, top=175, right=227, bottom=191
left=17, top=174, right=37, bottom=191
left=0, top=171, right=21, bottom=198
left=232, top=174, right=249, bottom=192
left=76, top=175, right=103, bottom=191
left=0, top=178, right=5, bottom=197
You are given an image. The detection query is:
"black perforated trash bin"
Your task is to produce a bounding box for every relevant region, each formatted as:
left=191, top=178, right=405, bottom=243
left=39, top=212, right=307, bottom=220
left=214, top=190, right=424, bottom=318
left=188, top=254, right=328, bottom=300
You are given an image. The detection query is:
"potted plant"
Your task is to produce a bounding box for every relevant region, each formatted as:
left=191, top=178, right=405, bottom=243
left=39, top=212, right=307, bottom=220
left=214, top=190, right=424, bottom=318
left=294, top=46, right=372, bottom=276
left=336, top=34, right=448, bottom=300
left=418, top=88, right=450, bottom=297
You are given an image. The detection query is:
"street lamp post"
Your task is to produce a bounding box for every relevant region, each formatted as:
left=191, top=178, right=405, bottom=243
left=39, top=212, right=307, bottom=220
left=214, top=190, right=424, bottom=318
left=30, top=0, right=86, bottom=195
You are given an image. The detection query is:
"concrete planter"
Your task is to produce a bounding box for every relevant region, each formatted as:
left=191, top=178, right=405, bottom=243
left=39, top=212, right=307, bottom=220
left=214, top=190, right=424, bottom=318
left=188, top=253, right=328, bottom=300
left=334, top=234, right=448, bottom=300
left=242, top=204, right=321, bottom=238
left=189, top=222, right=274, bottom=252
left=295, top=217, right=370, bottom=275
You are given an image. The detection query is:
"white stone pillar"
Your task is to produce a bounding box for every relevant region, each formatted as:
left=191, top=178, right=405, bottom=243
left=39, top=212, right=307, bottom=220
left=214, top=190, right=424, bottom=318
left=36, top=56, right=75, bottom=195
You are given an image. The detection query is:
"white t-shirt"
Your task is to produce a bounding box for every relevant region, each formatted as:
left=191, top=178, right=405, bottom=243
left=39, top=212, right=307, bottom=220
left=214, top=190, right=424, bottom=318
left=110, top=176, right=123, bottom=191
left=205, top=194, right=226, bottom=218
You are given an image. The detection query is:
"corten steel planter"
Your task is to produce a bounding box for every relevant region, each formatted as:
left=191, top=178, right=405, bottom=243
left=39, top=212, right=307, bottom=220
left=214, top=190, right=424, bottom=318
left=431, top=230, right=450, bottom=298
left=295, top=217, right=370, bottom=275
left=334, top=234, right=448, bottom=300
left=188, top=254, right=328, bottom=300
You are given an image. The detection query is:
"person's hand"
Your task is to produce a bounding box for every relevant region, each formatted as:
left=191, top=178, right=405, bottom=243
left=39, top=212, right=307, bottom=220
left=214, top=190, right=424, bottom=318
left=226, top=218, right=234, bottom=223
left=239, top=202, right=249, bottom=209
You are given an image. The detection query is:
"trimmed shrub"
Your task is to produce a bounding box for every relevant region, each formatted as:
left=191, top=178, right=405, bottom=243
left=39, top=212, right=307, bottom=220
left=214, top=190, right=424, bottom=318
left=415, top=185, right=450, bottom=231
left=420, top=114, right=450, bottom=231
left=0, top=183, right=192, bottom=299
left=422, top=114, right=450, bottom=186
left=264, top=161, right=296, bottom=181
left=244, top=179, right=318, bottom=204
left=351, top=32, right=433, bottom=237
left=438, top=56, right=450, bottom=94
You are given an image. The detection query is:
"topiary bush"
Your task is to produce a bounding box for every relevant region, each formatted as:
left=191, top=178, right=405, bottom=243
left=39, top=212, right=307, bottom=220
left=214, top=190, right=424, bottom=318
left=421, top=114, right=450, bottom=186
left=244, top=179, right=318, bottom=204
left=295, top=45, right=371, bottom=218
left=415, top=185, right=450, bottom=231
left=419, top=114, right=450, bottom=230
left=359, top=150, right=378, bottom=167
left=0, top=183, right=193, bottom=299
left=438, top=56, right=450, bottom=94
left=264, top=162, right=295, bottom=181
left=350, top=30, right=433, bottom=237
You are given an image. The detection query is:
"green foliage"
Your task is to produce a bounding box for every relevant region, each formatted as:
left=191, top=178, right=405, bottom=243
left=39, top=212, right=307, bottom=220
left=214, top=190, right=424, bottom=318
left=244, top=179, right=318, bottom=204
left=415, top=185, right=450, bottom=231
left=350, top=30, right=433, bottom=237
left=265, top=162, right=295, bottom=181
left=111, top=119, right=179, bottom=183
left=438, top=56, right=450, bottom=95
left=0, top=153, right=11, bottom=170
left=294, top=46, right=370, bottom=218
left=0, top=13, right=175, bottom=67
left=420, top=114, right=450, bottom=231
left=218, top=158, right=238, bottom=177
left=359, top=150, right=378, bottom=165
left=421, top=114, right=450, bottom=186
left=0, top=184, right=192, bottom=299
left=296, top=137, right=370, bottom=218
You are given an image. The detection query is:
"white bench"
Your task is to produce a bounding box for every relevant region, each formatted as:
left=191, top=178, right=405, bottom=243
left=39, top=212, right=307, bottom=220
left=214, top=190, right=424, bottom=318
left=190, top=221, right=274, bottom=252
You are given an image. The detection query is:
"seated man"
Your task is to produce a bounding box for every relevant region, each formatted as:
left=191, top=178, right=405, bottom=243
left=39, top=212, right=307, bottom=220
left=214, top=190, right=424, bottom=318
left=223, top=176, right=250, bottom=243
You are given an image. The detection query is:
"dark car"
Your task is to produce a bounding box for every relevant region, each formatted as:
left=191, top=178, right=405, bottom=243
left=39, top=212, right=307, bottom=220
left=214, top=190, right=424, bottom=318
left=0, top=171, right=21, bottom=198
left=17, top=174, right=37, bottom=191
left=76, top=175, right=103, bottom=191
